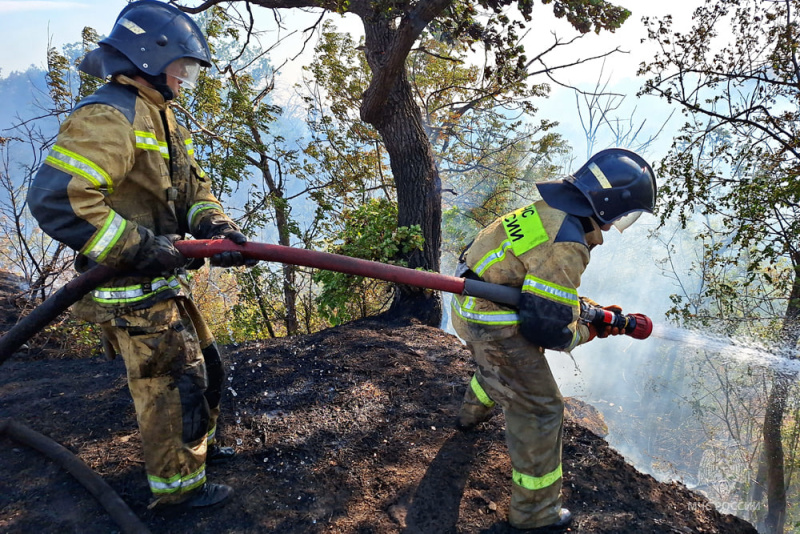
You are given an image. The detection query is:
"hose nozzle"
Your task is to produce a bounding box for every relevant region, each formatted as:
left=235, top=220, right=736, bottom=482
left=580, top=305, right=653, bottom=340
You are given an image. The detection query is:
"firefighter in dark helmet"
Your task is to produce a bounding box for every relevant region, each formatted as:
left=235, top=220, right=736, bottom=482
left=27, top=0, right=255, bottom=508
left=452, top=148, right=657, bottom=531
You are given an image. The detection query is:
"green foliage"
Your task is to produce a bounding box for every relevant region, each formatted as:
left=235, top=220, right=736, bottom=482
left=431, top=0, right=630, bottom=85
left=77, top=27, right=102, bottom=101
left=45, top=46, right=73, bottom=115
left=314, top=199, right=424, bottom=325
left=641, top=0, right=800, bottom=336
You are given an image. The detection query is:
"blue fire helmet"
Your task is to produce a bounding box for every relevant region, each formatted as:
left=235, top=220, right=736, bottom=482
left=98, top=0, right=211, bottom=77
left=537, top=148, right=657, bottom=232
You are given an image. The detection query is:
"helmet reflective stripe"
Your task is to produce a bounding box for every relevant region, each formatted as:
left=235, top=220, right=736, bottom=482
left=188, top=201, right=220, bottom=227
left=522, top=275, right=579, bottom=307
left=83, top=211, right=127, bottom=262
left=470, top=375, right=495, bottom=408
left=135, top=131, right=169, bottom=159
left=118, top=17, right=146, bottom=35
left=512, top=464, right=562, bottom=491
left=588, top=162, right=612, bottom=189
left=92, top=275, right=183, bottom=304
left=451, top=296, right=520, bottom=326
left=148, top=464, right=206, bottom=494
left=45, top=145, right=112, bottom=192
left=473, top=240, right=514, bottom=276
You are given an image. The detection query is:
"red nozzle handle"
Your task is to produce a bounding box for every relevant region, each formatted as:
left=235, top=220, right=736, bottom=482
left=627, top=313, right=653, bottom=340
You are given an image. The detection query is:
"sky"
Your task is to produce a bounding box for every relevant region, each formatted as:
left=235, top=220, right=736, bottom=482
left=0, top=0, right=698, bottom=80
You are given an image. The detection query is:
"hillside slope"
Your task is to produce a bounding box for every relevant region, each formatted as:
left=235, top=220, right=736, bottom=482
left=0, top=275, right=757, bottom=533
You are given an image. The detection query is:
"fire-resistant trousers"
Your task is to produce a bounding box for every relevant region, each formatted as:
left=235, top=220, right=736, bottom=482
left=100, top=296, right=225, bottom=501
left=458, top=332, right=564, bottom=529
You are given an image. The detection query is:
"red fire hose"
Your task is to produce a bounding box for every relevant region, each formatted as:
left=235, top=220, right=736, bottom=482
left=0, top=240, right=520, bottom=364
left=0, top=239, right=652, bottom=364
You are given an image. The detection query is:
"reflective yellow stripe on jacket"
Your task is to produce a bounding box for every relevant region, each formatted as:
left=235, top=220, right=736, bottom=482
left=188, top=201, right=220, bottom=229
left=45, top=144, right=113, bottom=192
left=82, top=211, right=127, bottom=262
left=451, top=296, right=520, bottom=326
left=92, top=274, right=186, bottom=305
left=134, top=130, right=169, bottom=159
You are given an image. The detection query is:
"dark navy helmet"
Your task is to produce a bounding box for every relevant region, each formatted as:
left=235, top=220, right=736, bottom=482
left=98, top=0, right=211, bottom=78
left=537, top=148, right=657, bottom=232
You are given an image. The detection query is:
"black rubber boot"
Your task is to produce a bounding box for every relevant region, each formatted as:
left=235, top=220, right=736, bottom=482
left=184, top=483, right=234, bottom=508
left=207, top=444, right=236, bottom=464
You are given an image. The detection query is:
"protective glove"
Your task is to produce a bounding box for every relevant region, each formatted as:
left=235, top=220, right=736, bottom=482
left=132, top=233, right=187, bottom=276
left=209, top=230, right=258, bottom=268
left=597, top=305, right=624, bottom=337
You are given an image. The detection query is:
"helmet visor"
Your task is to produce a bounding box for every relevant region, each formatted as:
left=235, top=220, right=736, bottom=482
left=164, top=57, right=203, bottom=88
left=612, top=211, right=642, bottom=233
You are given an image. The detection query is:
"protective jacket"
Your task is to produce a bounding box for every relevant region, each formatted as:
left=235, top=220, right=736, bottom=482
left=28, top=75, right=237, bottom=320
left=452, top=199, right=602, bottom=350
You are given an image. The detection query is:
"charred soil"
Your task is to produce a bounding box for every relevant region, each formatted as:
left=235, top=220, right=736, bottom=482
left=0, top=272, right=757, bottom=534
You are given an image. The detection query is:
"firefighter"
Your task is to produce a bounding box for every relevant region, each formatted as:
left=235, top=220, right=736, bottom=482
left=451, top=148, right=657, bottom=532
left=27, top=0, right=254, bottom=508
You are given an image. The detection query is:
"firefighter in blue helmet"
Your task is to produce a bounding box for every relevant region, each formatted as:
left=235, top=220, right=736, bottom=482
left=27, top=1, right=255, bottom=508
left=452, top=148, right=657, bottom=531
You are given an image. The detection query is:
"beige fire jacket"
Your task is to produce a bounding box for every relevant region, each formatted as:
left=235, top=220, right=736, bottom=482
left=28, top=75, right=236, bottom=319
left=452, top=199, right=604, bottom=351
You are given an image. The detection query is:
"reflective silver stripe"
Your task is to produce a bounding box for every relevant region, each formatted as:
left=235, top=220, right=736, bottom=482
left=45, top=145, right=112, bottom=190
left=185, top=138, right=195, bottom=156
left=451, top=296, right=520, bottom=326
left=148, top=465, right=206, bottom=494
left=206, top=425, right=216, bottom=444
left=148, top=473, right=181, bottom=493
left=588, top=162, right=612, bottom=189
left=135, top=131, right=169, bottom=159
left=473, top=240, right=513, bottom=276
left=92, top=276, right=182, bottom=304
left=188, top=202, right=220, bottom=227
left=83, top=211, right=127, bottom=262
left=181, top=466, right=207, bottom=491
left=522, top=275, right=579, bottom=306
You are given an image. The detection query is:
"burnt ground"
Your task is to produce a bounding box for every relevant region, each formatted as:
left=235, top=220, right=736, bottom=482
left=0, top=270, right=758, bottom=534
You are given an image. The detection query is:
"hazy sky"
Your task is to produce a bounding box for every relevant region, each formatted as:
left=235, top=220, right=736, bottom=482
left=0, top=0, right=698, bottom=78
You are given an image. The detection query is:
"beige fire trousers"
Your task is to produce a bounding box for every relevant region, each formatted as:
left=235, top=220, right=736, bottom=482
left=101, top=297, right=224, bottom=501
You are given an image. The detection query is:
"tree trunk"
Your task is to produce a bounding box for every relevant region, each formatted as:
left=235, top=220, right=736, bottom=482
left=361, top=19, right=442, bottom=326
left=274, top=197, right=299, bottom=336
left=762, top=266, right=800, bottom=533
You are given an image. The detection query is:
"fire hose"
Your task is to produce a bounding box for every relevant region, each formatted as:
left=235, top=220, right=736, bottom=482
left=0, top=239, right=649, bottom=532
left=0, top=239, right=651, bottom=365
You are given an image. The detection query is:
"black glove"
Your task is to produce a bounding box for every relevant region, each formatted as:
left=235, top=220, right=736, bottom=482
left=132, top=233, right=187, bottom=276
left=210, top=230, right=258, bottom=268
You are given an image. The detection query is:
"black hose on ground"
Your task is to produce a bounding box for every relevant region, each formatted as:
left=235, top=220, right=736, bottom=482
left=0, top=418, right=151, bottom=534
left=0, top=265, right=116, bottom=366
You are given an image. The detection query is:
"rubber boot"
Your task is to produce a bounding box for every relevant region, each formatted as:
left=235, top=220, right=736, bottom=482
left=184, top=483, right=234, bottom=508
left=207, top=444, right=236, bottom=464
